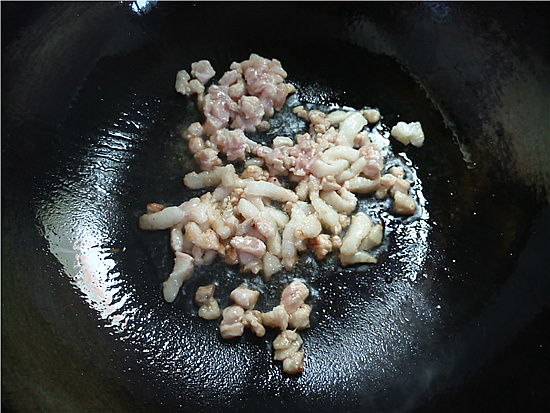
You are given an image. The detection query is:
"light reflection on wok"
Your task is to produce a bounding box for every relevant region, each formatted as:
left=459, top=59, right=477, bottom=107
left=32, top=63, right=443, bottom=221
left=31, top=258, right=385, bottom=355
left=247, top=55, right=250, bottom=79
left=35, top=124, right=144, bottom=333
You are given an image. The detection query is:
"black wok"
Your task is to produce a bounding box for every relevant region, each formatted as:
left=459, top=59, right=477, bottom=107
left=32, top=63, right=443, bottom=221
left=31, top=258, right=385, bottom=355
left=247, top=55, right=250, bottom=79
left=2, top=2, right=549, bottom=412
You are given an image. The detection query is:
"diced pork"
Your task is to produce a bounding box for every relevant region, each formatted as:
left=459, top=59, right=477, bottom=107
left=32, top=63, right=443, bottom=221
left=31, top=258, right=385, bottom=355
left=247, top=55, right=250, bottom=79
left=391, top=121, right=425, bottom=147
left=361, top=108, right=381, bottom=124
left=280, top=280, right=310, bottom=314
left=194, top=148, right=222, bottom=171
left=273, top=330, right=304, bottom=374
left=191, top=60, right=216, bottom=85
left=282, top=350, right=305, bottom=375
left=230, top=285, right=260, bottom=310
left=309, top=234, right=333, bottom=260
left=359, top=143, right=383, bottom=180
left=219, top=305, right=245, bottom=339
left=175, top=70, right=192, bottom=96
left=243, top=310, right=266, bottom=337
left=288, top=304, right=312, bottom=329
left=198, top=299, right=221, bottom=320
left=261, top=305, right=289, bottom=330
left=393, top=190, right=416, bottom=215
left=195, top=284, right=216, bottom=305
left=195, top=284, right=221, bottom=320
left=142, top=53, right=434, bottom=377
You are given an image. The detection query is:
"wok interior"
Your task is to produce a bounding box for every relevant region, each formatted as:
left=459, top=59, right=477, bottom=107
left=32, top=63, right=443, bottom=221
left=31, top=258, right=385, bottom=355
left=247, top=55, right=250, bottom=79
left=2, top=2, right=548, bottom=412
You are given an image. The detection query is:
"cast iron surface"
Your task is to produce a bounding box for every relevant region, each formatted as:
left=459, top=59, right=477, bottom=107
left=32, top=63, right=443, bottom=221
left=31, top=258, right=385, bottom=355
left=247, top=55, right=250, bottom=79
left=2, top=2, right=549, bottom=412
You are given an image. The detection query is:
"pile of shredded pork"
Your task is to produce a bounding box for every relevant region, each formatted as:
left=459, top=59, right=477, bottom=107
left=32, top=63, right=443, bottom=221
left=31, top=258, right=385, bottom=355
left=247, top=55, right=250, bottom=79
left=139, top=54, right=425, bottom=374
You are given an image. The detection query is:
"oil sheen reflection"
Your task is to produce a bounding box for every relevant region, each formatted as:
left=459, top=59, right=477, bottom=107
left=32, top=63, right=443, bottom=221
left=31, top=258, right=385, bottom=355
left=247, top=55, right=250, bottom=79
left=130, top=0, right=157, bottom=15
left=367, top=122, right=431, bottom=282
left=36, top=120, right=144, bottom=332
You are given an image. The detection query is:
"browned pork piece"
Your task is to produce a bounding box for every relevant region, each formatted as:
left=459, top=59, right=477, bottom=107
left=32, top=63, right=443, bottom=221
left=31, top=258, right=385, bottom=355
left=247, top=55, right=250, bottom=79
left=309, top=233, right=333, bottom=260
left=288, top=304, right=312, bottom=329
left=219, top=285, right=264, bottom=338
left=195, top=284, right=221, bottom=320
left=242, top=310, right=266, bottom=337
left=273, top=330, right=305, bottom=374
left=214, top=279, right=312, bottom=373
left=219, top=305, right=245, bottom=339
left=261, top=305, right=289, bottom=330
left=375, top=167, right=416, bottom=215
left=256, top=280, right=311, bottom=372
left=146, top=202, right=165, bottom=214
